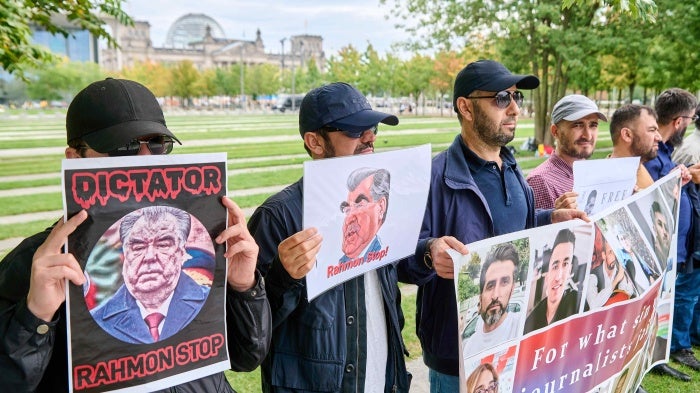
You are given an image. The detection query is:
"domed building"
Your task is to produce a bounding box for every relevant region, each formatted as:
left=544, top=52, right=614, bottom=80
left=101, top=13, right=324, bottom=73
left=165, top=13, right=226, bottom=48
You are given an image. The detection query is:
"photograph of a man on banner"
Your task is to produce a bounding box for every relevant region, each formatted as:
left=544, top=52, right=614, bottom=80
left=524, top=225, right=592, bottom=334
left=455, top=238, right=529, bottom=359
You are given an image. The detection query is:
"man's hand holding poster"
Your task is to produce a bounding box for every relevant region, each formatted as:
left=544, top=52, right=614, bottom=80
left=63, top=153, right=230, bottom=392
left=453, top=170, right=681, bottom=393
left=303, top=145, right=431, bottom=300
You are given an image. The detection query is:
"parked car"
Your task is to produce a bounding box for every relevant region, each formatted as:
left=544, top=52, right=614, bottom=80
left=272, top=94, right=304, bottom=112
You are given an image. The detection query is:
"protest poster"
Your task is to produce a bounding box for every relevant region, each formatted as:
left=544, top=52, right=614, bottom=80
left=63, top=153, right=230, bottom=392
left=303, top=145, right=431, bottom=300
left=453, top=170, right=681, bottom=393
left=573, top=157, right=639, bottom=215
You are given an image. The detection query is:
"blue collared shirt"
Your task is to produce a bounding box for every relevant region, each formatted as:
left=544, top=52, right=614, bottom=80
left=462, top=143, right=527, bottom=235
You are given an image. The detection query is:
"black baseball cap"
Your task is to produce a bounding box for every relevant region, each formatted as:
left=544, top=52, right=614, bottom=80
left=453, top=60, right=540, bottom=112
left=299, top=82, right=398, bottom=136
left=66, top=78, right=180, bottom=153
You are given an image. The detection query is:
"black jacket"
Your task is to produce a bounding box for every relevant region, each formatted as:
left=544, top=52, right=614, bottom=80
left=248, top=179, right=411, bottom=393
left=0, top=224, right=272, bottom=393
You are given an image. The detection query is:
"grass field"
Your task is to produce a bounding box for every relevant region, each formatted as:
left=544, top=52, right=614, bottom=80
left=0, top=110, right=697, bottom=392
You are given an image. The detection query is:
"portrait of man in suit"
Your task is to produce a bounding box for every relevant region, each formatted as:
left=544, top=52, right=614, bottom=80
left=90, top=205, right=210, bottom=344
left=339, top=167, right=390, bottom=263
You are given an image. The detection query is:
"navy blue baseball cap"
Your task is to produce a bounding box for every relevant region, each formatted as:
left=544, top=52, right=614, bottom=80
left=299, top=82, right=398, bottom=136
left=453, top=60, right=540, bottom=112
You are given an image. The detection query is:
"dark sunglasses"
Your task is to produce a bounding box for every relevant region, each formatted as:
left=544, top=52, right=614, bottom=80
left=107, top=135, right=175, bottom=157
left=469, top=90, right=524, bottom=109
left=321, top=125, right=378, bottom=138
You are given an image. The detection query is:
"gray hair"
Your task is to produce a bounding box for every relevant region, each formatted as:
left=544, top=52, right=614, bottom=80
left=346, top=167, right=391, bottom=222
left=120, top=206, right=191, bottom=246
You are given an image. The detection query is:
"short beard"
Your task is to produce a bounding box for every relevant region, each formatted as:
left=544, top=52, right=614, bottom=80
left=630, top=135, right=657, bottom=162
left=472, top=100, right=515, bottom=147
left=668, top=127, right=687, bottom=148
left=560, top=140, right=594, bottom=160
left=481, top=300, right=506, bottom=326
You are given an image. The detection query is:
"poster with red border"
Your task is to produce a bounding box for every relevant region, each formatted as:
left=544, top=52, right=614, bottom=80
left=453, top=170, right=681, bottom=393
left=62, top=153, right=230, bottom=392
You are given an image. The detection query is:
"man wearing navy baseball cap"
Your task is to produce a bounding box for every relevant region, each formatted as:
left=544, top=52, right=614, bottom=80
left=0, top=78, right=271, bottom=392
left=399, top=60, right=586, bottom=392
left=249, top=82, right=410, bottom=392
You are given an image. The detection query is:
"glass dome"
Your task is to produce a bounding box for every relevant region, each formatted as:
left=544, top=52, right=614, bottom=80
left=165, top=13, right=226, bottom=48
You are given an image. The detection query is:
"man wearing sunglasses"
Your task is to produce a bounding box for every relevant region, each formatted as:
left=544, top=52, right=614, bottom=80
left=248, top=82, right=411, bottom=392
left=526, top=94, right=607, bottom=210
left=0, top=78, right=272, bottom=392
left=398, top=60, right=586, bottom=392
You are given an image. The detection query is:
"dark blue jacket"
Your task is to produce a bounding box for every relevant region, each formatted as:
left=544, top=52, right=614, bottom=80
left=248, top=179, right=410, bottom=393
left=398, top=134, right=550, bottom=376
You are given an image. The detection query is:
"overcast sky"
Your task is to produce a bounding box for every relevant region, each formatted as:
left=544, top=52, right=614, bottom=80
left=123, top=0, right=413, bottom=58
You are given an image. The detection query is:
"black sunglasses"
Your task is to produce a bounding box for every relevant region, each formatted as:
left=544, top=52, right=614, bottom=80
left=469, top=90, right=524, bottom=109
left=107, top=135, right=175, bottom=157
left=675, top=115, right=699, bottom=122
left=321, top=125, right=378, bottom=138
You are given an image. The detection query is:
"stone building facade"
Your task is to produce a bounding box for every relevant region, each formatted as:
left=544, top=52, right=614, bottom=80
left=100, top=13, right=325, bottom=73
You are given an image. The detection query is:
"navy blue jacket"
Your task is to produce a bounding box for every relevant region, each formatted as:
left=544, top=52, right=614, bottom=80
left=398, top=134, right=550, bottom=376
left=248, top=179, right=410, bottom=393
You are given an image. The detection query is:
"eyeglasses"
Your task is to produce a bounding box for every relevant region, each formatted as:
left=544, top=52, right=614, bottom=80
left=321, top=125, right=378, bottom=138
left=675, top=115, right=699, bottom=121
left=106, top=135, right=175, bottom=157
left=474, top=380, right=498, bottom=393
left=469, top=90, right=524, bottom=109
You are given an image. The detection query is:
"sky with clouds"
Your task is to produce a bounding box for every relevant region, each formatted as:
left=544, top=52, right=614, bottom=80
left=123, top=0, right=415, bottom=58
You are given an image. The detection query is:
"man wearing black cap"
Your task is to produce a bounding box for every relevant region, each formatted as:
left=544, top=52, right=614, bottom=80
left=398, top=60, right=585, bottom=391
left=248, top=82, right=411, bottom=392
left=0, top=78, right=271, bottom=392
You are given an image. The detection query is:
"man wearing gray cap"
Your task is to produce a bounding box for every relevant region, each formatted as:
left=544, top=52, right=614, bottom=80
left=248, top=82, right=410, bottom=392
left=526, top=94, right=607, bottom=210
left=398, top=60, right=585, bottom=392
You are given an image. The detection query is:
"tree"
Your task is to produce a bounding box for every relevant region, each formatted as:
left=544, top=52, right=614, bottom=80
left=1, top=0, right=132, bottom=80
left=119, top=61, right=170, bottom=97
left=168, top=60, right=201, bottom=108
left=246, top=63, right=281, bottom=98
left=326, top=45, right=364, bottom=87
left=26, top=59, right=103, bottom=101
left=382, top=0, right=661, bottom=145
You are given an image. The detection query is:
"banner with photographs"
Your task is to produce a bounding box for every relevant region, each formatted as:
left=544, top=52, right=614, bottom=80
left=303, top=145, right=431, bottom=300
left=453, top=170, right=681, bottom=393
left=63, top=153, right=230, bottom=392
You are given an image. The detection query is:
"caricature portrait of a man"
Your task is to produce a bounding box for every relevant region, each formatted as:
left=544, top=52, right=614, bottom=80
left=339, top=167, right=390, bottom=262
left=90, top=206, right=210, bottom=344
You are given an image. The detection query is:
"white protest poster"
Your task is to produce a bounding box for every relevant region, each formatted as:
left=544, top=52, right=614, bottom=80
left=63, top=153, right=230, bottom=393
left=303, top=144, right=431, bottom=300
left=453, top=170, right=681, bottom=393
left=573, top=157, right=639, bottom=215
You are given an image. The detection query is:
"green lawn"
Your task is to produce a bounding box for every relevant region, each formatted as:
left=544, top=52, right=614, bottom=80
left=1, top=111, right=696, bottom=392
